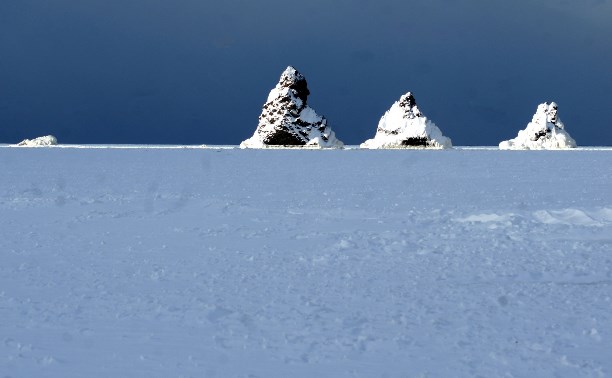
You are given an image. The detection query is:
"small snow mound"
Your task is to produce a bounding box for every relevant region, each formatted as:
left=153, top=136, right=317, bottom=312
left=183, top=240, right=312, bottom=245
left=533, top=209, right=602, bottom=227
left=593, top=208, right=612, bottom=222
left=499, top=102, right=576, bottom=150
left=360, top=92, right=452, bottom=149
left=241, top=66, right=343, bottom=149
left=455, top=213, right=515, bottom=224
left=15, top=135, right=58, bottom=147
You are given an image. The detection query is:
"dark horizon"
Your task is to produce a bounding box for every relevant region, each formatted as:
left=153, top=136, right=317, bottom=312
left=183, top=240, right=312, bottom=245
left=1, top=0, right=611, bottom=146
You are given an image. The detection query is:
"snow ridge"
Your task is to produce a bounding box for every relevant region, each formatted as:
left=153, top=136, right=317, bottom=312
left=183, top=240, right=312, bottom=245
left=15, top=135, right=58, bottom=147
left=499, top=102, right=577, bottom=150
left=241, top=66, right=343, bottom=149
left=361, top=92, right=452, bottom=149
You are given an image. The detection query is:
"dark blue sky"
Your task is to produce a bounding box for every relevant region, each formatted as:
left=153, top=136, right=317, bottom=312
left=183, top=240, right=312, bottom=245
left=1, top=0, right=611, bottom=145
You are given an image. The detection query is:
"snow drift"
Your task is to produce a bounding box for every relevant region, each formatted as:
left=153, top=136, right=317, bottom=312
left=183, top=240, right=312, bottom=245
left=360, top=92, right=452, bottom=149
left=15, top=135, right=58, bottom=147
left=241, top=66, right=343, bottom=148
left=499, top=102, right=576, bottom=150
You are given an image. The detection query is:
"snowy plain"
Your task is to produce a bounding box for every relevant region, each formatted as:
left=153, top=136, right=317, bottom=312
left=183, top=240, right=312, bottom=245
left=1, top=146, right=611, bottom=377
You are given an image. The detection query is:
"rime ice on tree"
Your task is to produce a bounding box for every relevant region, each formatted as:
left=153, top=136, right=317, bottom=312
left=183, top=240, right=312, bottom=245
left=360, top=92, right=452, bottom=149
left=499, top=102, right=576, bottom=150
left=240, top=66, right=343, bottom=148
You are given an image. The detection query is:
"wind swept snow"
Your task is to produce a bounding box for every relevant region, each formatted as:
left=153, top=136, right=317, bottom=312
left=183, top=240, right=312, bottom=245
left=1, top=148, right=611, bottom=377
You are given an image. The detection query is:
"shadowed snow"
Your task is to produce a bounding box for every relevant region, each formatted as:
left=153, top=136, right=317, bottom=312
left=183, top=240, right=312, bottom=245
left=1, top=148, right=611, bottom=377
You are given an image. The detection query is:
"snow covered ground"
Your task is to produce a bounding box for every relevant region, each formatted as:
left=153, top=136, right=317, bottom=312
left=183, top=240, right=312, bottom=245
left=1, top=146, right=611, bottom=377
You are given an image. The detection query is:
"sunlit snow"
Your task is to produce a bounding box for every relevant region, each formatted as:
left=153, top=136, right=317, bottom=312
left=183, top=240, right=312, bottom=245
left=500, top=102, right=577, bottom=150
left=361, top=93, right=452, bottom=149
left=14, top=135, right=58, bottom=147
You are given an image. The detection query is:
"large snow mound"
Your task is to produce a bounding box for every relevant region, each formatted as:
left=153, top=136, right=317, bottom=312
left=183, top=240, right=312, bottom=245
left=500, top=102, right=577, bottom=150
left=15, top=135, right=58, bottom=147
left=361, top=92, right=452, bottom=149
left=241, top=66, right=343, bottom=149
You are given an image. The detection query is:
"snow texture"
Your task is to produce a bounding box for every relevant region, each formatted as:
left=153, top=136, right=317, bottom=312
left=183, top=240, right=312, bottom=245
left=15, top=135, right=58, bottom=147
left=361, top=92, right=452, bottom=149
left=241, top=66, right=343, bottom=148
left=1, top=147, right=612, bottom=377
left=500, top=102, right=577, bottom=150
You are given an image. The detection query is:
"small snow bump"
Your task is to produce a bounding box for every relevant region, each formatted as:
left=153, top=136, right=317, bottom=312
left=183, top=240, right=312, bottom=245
left=39, top=356, right=57, bottom=365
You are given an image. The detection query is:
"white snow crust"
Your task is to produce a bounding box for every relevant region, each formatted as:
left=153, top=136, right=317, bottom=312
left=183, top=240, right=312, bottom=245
left=15, top=135, right=58, bottom=147
left=1, top=148, right=612, bottom=377
left=241, top=66, right=343, bottom=149
left=500, top=102, right=577, bottom=150
left=361, top=92, right=452, bottom=149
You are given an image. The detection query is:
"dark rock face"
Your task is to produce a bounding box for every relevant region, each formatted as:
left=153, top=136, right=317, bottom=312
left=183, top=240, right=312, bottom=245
left=278, top=70, right=310, bottom=104
left=263, top=128, right=304, bottom=146
left=241, top=66, right=343, bottom=148
left=400, top=137, right=429, bottom=147
left=398, top=93, right=420, bottom=118
left=534, top=129, right=548, bottom=141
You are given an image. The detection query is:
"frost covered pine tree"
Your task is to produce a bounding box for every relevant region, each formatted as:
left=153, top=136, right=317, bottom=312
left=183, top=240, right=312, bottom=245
left=499, top=102, right=576, bottom=149
left=360, top=92, right=452, bottom=149
left=240, top=66, right=343, bottom=148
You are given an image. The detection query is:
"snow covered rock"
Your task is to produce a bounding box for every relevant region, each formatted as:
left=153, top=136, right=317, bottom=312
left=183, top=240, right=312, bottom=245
left=241, top=66, right=343, bottom=148
left=499, top=102, right=576, bottom=150
left=15, top=135, right=58, bottom=147
left=360, top=92, right=452, bottom=149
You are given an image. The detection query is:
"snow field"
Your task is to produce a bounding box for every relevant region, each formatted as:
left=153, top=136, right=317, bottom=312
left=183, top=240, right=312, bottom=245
left=1, top=148, right=611, bottom=377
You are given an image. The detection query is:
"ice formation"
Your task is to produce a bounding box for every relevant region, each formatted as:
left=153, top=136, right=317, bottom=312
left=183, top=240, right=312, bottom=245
left=15, top=135, right=58, bottom=147
left=499, top=102, right=576, bottom=150
left=241, top=66, right=343, bottom=148
left=360, top=92, right=452, bottom=149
